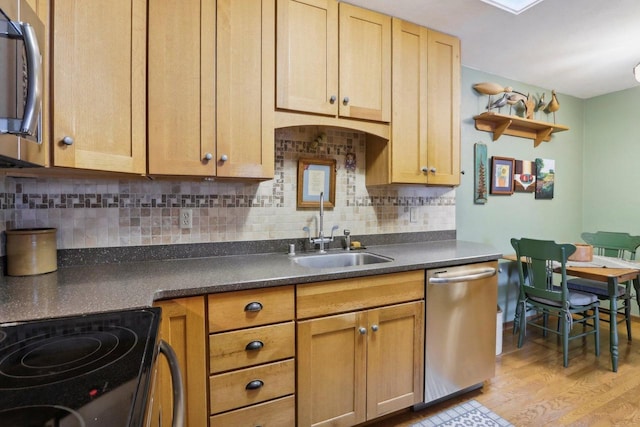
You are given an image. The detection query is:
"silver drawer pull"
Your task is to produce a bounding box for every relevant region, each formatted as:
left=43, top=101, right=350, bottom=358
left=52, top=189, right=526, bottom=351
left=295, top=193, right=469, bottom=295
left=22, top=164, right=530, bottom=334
left=244, top=302, right=263, bottom=312
left=245, top=379, right=264, bottom=390
left=245, top=340, right=264, bottom=351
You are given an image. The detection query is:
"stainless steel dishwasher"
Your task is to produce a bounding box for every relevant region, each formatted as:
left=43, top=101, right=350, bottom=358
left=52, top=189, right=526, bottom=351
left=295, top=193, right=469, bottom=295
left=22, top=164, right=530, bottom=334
left=421, top=261, right=498, bottom=405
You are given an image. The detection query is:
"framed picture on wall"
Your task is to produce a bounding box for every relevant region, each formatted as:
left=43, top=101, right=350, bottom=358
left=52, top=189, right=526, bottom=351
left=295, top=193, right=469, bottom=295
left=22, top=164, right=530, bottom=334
left=490, top=156, right=515, bottom=195
left=297, top=158, right=336, bottom=208
left=474, top=143, right=488, bottom=204
left=535, top=158, right=555, bottom=199
left=514, top=159, right=537, bottom=193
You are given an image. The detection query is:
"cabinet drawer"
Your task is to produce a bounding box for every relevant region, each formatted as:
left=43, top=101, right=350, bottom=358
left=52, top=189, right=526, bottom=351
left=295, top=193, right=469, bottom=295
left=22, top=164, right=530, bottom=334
left=209, top=359, right=295, bottom=414
left=209, top=395, right=295, bottom=427
left=208, top=286, right=294, bottom=332
left=297, top=270, right=424, bottom=319
left=209, top=322, right=295, bottom=373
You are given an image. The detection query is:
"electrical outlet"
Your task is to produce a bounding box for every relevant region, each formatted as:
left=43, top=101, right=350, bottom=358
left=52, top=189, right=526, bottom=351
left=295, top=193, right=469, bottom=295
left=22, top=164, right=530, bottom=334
left=180, top=209, right=192, bottom=229
left=410, top=207, right=418, bottom=223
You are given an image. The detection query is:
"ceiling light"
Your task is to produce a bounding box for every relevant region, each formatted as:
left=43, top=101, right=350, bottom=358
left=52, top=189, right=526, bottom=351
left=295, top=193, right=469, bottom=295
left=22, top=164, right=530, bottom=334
left=635, top=63, right=640, bottom=83
left=480, top=0, right=545, bottom=15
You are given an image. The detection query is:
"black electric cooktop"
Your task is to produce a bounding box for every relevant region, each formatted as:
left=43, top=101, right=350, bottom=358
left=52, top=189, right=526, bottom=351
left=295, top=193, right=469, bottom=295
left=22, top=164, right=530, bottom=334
left=0, top=307, right=161, bottom=427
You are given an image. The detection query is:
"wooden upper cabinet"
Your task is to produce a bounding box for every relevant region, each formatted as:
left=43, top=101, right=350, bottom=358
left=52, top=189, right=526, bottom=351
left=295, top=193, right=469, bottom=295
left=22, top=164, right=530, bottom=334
left=216, top=0, right=275, bottom=179
left=276, top=0, right=338, bottom=116
left=147, top=0, right=216, bottom=176
left=339, top=3, right=391, bottom=122
left=391, top=21, right=461, bottom=186
left=276, top=0, right=390, bottom=123
left=50, top=0, right=146, bottom=174
left=390, top=18, right=428, bottom=184
left=426, top=29, right=460, bottom=186
left=367, top=20, right=460, bottom=186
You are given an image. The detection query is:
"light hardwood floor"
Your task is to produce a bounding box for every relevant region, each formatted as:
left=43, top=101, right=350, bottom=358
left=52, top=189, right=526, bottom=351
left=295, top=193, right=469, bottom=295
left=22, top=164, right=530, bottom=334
left=366, top=319, right=640, bottom=426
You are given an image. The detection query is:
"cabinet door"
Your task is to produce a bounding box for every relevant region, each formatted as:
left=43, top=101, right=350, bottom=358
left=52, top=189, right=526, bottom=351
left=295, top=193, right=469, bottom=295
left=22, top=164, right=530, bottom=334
left=153, top=297, right=208, bottom=427
left=390, top=18, right=429, bottom=184
left=51, top=0, right=146, bottom=174
left=147, top=0, right=216, bottom=176
left=297, top=311, right=367, bottom=427
left=426, top=29, right=460, bottom=185
left=276, top=0, right=338, bottom=116
left=216, top=0, right=275, bottom=179
left=339, top=3, right=390, bottom=122
left=366, top=301, right=424, bottom=419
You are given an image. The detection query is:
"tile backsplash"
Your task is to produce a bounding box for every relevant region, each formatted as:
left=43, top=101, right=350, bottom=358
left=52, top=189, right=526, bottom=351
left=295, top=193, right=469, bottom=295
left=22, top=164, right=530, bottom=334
left=0, top=127, right=455, bottom=255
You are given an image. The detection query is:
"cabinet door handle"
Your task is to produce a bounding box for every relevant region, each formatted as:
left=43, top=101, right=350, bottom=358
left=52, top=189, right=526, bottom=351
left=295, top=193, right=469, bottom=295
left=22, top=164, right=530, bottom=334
left=343, top=96, right=350, bottom=105
left=220, top=154, right=229, bottom=162
left=245, top=340, right=264, bottom=351
left=20, top=23, right=41, bottom=138
left=245, top=379, right=264, bottom=390
left=244, top=301, right=263, bottom=312
left=358, top=327, right=367, bottom=335
left=62, top=136, right=74, bottom=146
left=371, top=324, right=379, bottom=332
left=329, top=95, right=337, bottom=104
left=203, top=152, right=213, bottom=161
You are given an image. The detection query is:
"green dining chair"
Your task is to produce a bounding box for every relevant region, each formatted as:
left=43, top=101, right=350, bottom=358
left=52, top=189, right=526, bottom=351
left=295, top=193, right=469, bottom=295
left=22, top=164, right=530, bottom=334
left=566, top=231, right=640, bottom=341
left=511, top=238, right=600, bottom=368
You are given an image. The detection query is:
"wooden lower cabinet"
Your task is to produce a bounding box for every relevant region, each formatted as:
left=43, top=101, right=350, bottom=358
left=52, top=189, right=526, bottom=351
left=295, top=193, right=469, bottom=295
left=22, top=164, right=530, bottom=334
left=365, top=301, right=424, bottom=419
left=152, top=296, right=208, bottom=427
left=151, top=274, right=425, bottom=427
left=296, top=271, right=425, bottom=427
left=208, top=286, right=295, bottom=426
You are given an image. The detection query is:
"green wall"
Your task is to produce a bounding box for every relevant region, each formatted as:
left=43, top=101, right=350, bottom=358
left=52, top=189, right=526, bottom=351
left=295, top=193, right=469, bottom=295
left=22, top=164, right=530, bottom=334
left=583, top=86, right=640, bottom=234
left=456, top=67, right=586, bottom=320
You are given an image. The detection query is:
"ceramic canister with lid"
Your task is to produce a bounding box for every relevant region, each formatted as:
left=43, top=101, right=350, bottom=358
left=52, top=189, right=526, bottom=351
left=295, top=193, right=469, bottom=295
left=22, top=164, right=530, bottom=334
left=5, top=228, right=58, bottom=276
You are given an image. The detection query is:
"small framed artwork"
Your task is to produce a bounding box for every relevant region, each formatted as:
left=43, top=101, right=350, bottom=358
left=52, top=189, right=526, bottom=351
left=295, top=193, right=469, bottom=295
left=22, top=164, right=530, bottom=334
left=297, top=157, right=336, bottom=208
left=490, top=156, right=515, bottom=195
left=474, top=143, right=488, bottom=204
left=535, top=158, right=555, bottom=199
left=514, top=159, right=537, bottom=193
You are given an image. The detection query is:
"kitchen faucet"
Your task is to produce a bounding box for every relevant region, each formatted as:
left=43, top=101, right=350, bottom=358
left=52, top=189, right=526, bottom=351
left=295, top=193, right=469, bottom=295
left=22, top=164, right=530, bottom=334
left=304, top=192, right=338, bottom=253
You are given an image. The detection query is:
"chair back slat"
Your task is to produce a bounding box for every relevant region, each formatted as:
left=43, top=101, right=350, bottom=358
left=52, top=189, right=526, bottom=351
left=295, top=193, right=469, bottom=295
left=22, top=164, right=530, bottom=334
left=581, top=231, right=640, bottom=260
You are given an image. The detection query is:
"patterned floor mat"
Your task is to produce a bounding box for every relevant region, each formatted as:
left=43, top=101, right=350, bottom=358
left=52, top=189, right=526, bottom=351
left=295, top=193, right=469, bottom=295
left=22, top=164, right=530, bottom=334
left=412, top=400, right=514, bottom=427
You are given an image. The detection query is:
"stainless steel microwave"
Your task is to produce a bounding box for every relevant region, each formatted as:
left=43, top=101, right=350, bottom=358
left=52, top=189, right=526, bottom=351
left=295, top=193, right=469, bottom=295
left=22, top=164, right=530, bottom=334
left=0, top=0, right=44, bottom=167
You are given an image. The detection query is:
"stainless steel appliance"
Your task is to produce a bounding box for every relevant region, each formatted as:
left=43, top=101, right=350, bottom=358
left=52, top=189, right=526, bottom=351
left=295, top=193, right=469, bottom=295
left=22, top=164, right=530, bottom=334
left=0, top=0, right=44, bottom=167
left=0, top=308, right=183, bottom=427
left=421, top=261, right=498, bottom=405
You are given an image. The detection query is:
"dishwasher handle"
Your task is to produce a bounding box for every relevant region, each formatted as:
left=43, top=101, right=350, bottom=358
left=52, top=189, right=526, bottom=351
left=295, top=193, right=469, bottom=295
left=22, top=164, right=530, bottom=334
left=159, top=339, right=185, bottom=427
left=429, top=267, right=496, bottom=284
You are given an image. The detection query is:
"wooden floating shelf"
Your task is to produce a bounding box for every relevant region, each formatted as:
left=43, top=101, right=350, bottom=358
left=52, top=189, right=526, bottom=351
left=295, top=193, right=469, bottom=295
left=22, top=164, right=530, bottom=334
left=473, top=112, right=569, bottom=147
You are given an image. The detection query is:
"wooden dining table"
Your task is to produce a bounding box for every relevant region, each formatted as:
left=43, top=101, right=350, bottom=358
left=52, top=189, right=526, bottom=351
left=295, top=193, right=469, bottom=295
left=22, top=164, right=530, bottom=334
left=504, top=254, right=640, bottom=372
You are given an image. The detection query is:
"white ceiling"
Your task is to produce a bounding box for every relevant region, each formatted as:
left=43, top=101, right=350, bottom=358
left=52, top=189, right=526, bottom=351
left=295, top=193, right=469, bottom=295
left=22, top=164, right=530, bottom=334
left=345, top=0, right=640, bottom=99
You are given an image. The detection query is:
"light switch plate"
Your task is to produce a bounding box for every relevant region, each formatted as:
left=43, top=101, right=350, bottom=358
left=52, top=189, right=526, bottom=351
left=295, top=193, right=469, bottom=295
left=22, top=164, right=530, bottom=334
left=410, top=207, right=418, bottom=223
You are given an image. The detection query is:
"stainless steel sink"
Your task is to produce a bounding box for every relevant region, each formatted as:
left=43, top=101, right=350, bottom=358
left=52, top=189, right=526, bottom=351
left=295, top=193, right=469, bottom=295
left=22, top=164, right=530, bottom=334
left=293, top=252, right=393, bottom=268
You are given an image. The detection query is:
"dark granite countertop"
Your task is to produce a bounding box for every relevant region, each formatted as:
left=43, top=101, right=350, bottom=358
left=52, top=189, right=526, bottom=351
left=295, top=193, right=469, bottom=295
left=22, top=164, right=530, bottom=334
left=0, top=239, right=500, bottom=323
